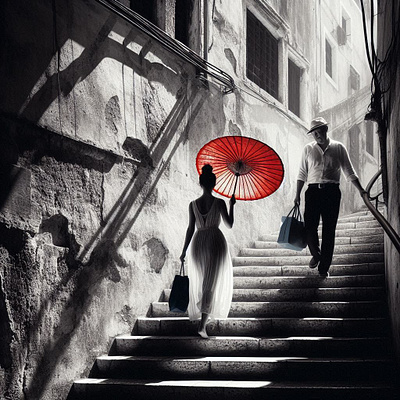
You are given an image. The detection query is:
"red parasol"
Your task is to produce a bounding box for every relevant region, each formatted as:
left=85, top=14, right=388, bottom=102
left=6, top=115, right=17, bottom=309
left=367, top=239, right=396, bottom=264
left=196, top=136, right=284, bottom=201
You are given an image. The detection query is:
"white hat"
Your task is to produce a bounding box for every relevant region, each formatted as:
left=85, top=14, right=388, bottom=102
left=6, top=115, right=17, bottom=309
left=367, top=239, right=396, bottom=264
left=308, top=117, right=328, bottom=134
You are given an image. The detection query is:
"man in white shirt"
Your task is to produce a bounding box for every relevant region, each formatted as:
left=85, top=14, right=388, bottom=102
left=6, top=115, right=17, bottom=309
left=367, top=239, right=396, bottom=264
left=294, top=117, right=366, bottom=277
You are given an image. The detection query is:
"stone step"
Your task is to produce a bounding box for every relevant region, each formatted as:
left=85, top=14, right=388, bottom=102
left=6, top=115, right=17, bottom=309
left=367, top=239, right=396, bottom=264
left=273, top=219, right=381, bottom=233
left=276, top=215, right=382, bottom=229
left=232, top=262, right=384, bottom=277
left=70, top=208, right=395, bottom=400
left=240, top=243, right=383, bottom=257
left=112, top=335, right=391, bottom=357
left=92, top=355, right=396, bottom=382
left=163, top=287, right=384, bottom=302
left=151, top=300, right=386, bottom=318
left=260, top=227, right=383, bottom=241
left=231, top=287, right=385, bottom=302
left=136, top=317, right=389, bottom=337
left=340, top=210, right=370, bottom=217
left=72, top=378, right=399, bottom=400
left=233, top=253, right=383, bottom=266
left=254, top=234, right=384, bottom=248
left=338, top=214, right=380, bottom=223
left=232, top=274, right=384, bottom=289
left=326, top=220, right=381, bottom=230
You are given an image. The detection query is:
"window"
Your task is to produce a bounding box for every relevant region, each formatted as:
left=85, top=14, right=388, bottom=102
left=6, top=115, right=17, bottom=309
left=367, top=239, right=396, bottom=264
left=246, top=10, right=279, bottom=99
left=341, top=8, right=351, bottom=43
left=130, top=0, right=157, bottom=25
left=288, top=59, right=301, bottom=117
left=350, top=65, right=360, bottom=91
left=175, top=0, right=193, bottom=46
left=325, top=39, right=333, bottom=78
left=365, top=121, right=374, bottom=155
left=130, top=0, right=195, bottom=50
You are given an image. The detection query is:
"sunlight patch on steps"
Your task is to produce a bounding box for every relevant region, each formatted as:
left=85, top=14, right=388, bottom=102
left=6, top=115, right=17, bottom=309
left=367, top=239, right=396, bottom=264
left=143, top=380, right=274, bottom=387
left=75, top=378, right=275, bottom=388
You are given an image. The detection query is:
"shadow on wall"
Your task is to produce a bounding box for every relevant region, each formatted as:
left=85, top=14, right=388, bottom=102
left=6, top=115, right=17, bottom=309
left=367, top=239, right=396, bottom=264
left=1, top=30, right=208, bottom=400
left=2, top=0, right=180, bottom=124
left=0, top=1, right=213, bottom=399
left=0, top=128, right=20, bottom=211
left=22, top=89, right=207, bottom=400
left=17, top=9, right=182, bottom=126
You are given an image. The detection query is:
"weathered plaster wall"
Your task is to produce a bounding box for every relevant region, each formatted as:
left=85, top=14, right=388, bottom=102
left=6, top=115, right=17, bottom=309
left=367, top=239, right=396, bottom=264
left=0, top=1, right=216, bottom=398
left=201, top=0, right=317, bottom=250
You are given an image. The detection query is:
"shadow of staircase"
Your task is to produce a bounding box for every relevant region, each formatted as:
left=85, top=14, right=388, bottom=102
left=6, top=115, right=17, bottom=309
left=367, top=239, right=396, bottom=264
left=70, top=208, right=400, bottom=399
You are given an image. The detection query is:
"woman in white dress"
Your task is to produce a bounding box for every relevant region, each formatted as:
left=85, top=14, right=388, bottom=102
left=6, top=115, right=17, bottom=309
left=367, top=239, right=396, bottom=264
left=180, top=164, right=236, bottom=338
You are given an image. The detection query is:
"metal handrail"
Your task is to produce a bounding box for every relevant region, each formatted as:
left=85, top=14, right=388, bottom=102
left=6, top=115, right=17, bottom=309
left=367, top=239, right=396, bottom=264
left=363, top=169, right=400, bottom=253
left=94, top=0, right=236, bottom=93
left=366, top=168, right=384, bottom=209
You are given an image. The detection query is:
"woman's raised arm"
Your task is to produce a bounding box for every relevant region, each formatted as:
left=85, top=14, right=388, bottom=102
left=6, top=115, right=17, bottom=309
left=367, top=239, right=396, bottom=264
left=220, top=196, right=236, bottom=228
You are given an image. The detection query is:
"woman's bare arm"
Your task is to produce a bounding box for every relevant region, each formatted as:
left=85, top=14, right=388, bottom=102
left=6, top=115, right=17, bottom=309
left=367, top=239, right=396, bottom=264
left=180, top=203, right=196, bottom=262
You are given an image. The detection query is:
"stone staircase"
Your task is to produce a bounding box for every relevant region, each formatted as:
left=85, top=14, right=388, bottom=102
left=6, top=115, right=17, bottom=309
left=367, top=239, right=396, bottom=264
left=71, top=209, right=400, bottom=399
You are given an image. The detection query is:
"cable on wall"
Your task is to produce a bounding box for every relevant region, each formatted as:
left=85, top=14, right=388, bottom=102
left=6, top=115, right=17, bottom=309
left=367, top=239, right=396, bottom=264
left=95, top=0, right=235, bottom=93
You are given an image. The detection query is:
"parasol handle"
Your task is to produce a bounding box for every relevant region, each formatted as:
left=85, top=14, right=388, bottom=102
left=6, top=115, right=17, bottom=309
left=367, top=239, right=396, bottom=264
left=232, top=173, right=240, bottom=197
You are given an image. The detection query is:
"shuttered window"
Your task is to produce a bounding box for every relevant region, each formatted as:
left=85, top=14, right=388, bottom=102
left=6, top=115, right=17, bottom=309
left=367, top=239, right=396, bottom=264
left=288, top=59, right=301, bottom=117
left=350, top=65, right=360, bottom=91
left=325, top=39, right=333, bottom=78
left=246, top=10, right=279, bottom=99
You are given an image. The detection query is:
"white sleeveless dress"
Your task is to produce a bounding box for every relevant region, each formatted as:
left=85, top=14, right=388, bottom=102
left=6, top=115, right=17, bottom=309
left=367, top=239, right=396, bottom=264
left=187, top=198, right=233, bottom=321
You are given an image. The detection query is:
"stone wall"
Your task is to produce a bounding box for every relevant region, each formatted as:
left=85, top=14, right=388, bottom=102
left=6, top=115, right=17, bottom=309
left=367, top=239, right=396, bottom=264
left=378, top=0, right=400, bottom=362
left=386, top=89, right=400, bottom=360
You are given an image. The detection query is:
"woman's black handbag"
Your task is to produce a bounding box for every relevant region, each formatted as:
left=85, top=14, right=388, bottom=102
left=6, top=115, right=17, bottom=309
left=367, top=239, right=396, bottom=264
left=277, top=204, right=307, bottom=251
left=169, top=261, right=189, bottom=313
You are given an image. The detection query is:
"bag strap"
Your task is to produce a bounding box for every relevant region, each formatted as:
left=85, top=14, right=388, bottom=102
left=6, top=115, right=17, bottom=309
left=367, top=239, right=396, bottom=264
left=293, top=205, right=299, bottom=219
left=287, top=205, right=297, bottom=218
left=180, top=261, right=186, bottom=276
left=293, top=203, right=303, bottom=222
left=287, top=204, right=303, bottom=222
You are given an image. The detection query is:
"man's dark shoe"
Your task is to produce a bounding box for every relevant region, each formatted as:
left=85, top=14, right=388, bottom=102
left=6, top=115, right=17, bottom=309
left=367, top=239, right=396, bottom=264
left=309, top=256, right=320, bottom=269
left=319, top=271, right=329, bottom=278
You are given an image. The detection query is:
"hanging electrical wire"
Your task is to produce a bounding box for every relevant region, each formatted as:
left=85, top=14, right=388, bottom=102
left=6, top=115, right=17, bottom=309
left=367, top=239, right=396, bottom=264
left=95, top=0, right=235, bottom=93
left=361, top=0, right=400, bottom=117
left=360, top=0, right=400, bottom=204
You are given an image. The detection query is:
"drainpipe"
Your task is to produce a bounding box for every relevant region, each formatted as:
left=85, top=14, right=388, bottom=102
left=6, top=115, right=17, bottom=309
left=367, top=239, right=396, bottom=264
left=318, top=0, right=322, bottom=114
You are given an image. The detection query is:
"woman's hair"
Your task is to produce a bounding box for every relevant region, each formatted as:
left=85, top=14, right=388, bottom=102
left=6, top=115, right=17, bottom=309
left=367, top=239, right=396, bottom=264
left=199, top=164, right=216, bottom=189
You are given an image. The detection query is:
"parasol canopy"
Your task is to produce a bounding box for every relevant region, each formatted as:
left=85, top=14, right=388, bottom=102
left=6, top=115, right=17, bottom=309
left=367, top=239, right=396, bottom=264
left=196, top=136, right=284, bottom=201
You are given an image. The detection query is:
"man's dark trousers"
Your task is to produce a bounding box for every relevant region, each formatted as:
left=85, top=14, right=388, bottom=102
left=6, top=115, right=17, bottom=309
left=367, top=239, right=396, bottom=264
left=304, top=184, right=341, bottom=273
